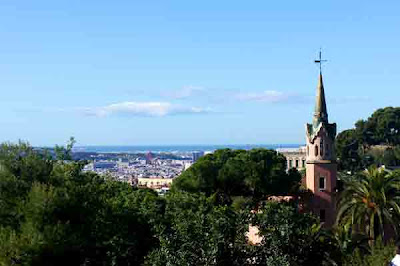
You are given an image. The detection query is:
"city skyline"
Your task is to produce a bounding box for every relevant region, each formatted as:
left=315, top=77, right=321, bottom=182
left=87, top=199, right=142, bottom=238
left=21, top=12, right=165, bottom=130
left=0, top=0, right=399, bottom=146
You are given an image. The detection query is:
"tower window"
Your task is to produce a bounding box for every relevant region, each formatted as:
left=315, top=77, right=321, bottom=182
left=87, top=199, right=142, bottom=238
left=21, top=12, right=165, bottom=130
left=314, top=145, right=318, bottom=157
left=320, top=209, right=326, bottom=222
left=307, top=146, right=309, bottom=156
left=289, top=160, right=292, bottom=168
left=302, top=159, right=305, bottom=167
left=326, top=144, right=329, bottom=156
left=320, top=139, right=324, bottom=156
left=295, top=160, right=299, bottom=168
left=319, top=176, right=326, bottom=191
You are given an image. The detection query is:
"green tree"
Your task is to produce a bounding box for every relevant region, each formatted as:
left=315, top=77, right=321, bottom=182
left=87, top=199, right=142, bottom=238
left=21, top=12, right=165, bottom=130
left=364, top=107, right=400, bottom=146
left=250, top=201, right=340, bottom=266
left=0, top=142, right=162, bottom=265
left=343, top=238, right=395, bottom=266
left=54, top=136, right=76, bottom=161
left=173, top=148, right=301, bottom=205
left=330, top=224, right=370, bottom=258
left=146, top=192, right=249, bottom=266
left=367, top=146, right=399, bottom=167
left=0, top=142, right=54, bottom=230
left=336, top=167, right=400, bottom=241
left=336, top=107, right=400, bottom=172
left=335, top=129, right=362, bottom=172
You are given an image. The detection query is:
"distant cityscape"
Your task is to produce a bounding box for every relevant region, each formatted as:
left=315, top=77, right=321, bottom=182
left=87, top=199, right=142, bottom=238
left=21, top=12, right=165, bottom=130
left=71, top=144, right=305, bottom=195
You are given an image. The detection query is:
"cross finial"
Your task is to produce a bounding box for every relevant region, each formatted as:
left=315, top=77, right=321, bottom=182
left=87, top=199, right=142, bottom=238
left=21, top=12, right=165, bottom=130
left=314, top=48, right=327, bottom=74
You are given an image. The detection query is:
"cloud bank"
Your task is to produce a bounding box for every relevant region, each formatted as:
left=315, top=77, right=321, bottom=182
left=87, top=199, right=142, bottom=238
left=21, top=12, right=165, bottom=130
left=162, top=85, right=205, bottom=99
left=82, top=101, right=210, bottom=117
left=234, top=90, right=369, bottom=105
left=234, top=90, right=304, bottom=103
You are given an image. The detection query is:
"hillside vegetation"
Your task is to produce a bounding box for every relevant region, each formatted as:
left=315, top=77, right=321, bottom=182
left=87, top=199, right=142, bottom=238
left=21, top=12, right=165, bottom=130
left=0, top=143, right=345, bottom=265
left=336, top=107, right=400, bottom=172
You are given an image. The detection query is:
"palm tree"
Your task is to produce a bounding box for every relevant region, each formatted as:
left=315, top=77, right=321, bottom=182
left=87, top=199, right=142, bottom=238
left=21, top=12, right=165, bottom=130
left=336, top=167, right=400, bottom=241
left=330, top=224, right=370, bottom=256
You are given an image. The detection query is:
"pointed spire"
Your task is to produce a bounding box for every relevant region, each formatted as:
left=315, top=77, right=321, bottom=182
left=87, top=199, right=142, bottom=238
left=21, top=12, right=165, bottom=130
left=313, top=73, right=328, bottom=126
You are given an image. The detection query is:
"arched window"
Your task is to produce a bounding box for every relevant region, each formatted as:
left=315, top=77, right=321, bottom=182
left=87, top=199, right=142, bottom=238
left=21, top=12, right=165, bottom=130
left=307, top=146, right=309, bottom=156
left=314, top=145, right=319, bottom=157
left=320, top=139, right=324, bottom=156
left=320, top=209, right=326, bottom=222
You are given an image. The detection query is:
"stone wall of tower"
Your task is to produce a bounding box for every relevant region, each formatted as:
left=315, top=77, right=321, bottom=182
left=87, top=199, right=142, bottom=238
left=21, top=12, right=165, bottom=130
left=305, top=126, right=335, bottom=162
left=305, top=124, right=337, bottom=226
left=305, top=162, right=337, bottom=227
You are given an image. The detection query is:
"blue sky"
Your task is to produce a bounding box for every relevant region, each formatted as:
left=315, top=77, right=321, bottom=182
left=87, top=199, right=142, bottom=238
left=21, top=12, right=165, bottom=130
left=0, top=0, right=399, bottom=146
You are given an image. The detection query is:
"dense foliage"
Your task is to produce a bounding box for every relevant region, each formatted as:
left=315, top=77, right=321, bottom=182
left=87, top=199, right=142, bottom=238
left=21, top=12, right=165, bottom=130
left=1, top=141, right=398, bottom=265
left=172, top=148, right=301, bottom=205
left=250, top=202, right=340, bottom=265
left=336, top=107, right=400, bottom=172
left=148, top=194, right=338, bottom=266
left=0, top=142, right=162, bottom=265
left=355, top=107, right=400, bottom=146
left=337, top=167, right=400, bottom=240
left=336, top=167, right=400, bottom=265
left=147, top=192, right=249, bottom=266
left=343, top=239, right=395, bottom=266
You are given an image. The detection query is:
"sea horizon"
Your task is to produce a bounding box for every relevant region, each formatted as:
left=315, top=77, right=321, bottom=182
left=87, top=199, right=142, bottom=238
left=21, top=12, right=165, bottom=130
left=70, top=144, right=303, bottom=153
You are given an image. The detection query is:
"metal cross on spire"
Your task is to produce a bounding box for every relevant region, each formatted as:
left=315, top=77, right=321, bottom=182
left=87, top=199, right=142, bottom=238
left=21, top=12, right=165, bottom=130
left=314, top=48, right=327, bottom=73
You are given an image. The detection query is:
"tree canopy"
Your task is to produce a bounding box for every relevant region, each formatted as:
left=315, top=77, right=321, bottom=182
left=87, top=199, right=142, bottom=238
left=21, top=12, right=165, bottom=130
left=336, top=107, right=400, bottom=171
left=148, top=193, right=338, bottom=266
left=354, top=107, right=400, bottom=146
left=0, top=142, right=162, bottom=265
left=172, top=148, right=301, bottom=205
left=0, top=141, right=397, bottom=265
left=336, top=167, right=400, bottom=241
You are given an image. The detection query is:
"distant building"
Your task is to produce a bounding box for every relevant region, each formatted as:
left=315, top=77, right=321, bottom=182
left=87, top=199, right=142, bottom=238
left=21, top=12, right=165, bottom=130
left=145, top=151, right=153, bottom=165
left=192, top=151, right=204, bottom=162
left=277, top=147, right=307, bottom=171
left=128, top=176, right=137, bottom=186
left=183, top=161, right=193, bottom=170
left=93, top=161, right=117, bottom=170
left=117, top=158, right=129, bottom=169
left=137, top=177, right=173, bottom=189
left=83, top=162, right=94, bottom=171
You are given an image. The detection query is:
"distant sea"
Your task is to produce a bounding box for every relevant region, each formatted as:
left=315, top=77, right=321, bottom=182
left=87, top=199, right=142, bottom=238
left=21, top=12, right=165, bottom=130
left=73, top=144, right=302, bottom=154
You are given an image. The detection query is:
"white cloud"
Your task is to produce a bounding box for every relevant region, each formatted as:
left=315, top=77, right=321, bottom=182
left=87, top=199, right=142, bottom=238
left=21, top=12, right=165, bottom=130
left=82, top=101, right=210, bottom=117
left=235, top=90, right=296, bottom=103
left=234, top=90, right=370, bottom=105
left=329, top=96, right=371, bottom=104
left=162, top=85, right=205, bottom=99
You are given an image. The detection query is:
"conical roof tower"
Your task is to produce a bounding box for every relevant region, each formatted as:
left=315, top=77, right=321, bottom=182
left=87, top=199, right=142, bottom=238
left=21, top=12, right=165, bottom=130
left=313, top=73, right=328, bottom=128
left=304, top=50, right=338, bottom=228
left=306, top=51, right=336, bottom=141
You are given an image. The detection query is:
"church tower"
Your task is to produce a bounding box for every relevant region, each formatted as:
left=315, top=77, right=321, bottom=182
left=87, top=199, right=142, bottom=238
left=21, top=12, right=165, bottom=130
left=305, top=59, right=337, bottom=226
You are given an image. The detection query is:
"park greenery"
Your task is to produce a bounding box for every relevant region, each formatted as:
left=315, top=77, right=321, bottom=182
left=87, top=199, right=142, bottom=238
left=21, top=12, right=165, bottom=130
left=1, top=107, right=400, bottom=265
left=335, top=107, right=400, bottom=172
left=172, top=149, right=302, bottom=206
left=1, top=143, right=329, bottom=265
